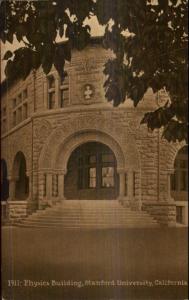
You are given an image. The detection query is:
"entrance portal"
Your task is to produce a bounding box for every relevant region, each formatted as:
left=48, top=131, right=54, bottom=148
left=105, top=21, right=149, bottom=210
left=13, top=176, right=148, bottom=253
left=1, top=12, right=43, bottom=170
left=13, top=152, right=29, bottom=200
left=64, top=142, right=119, bottom=199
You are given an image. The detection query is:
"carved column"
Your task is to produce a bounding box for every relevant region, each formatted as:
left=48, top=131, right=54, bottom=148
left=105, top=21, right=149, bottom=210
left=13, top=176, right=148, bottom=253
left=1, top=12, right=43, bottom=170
left=7, top=176, right=16, bottom=200
left=167, top=169, right=174, bottom=202
left=26, top=171, right=32, bottom=200
left=58, top=172, right=65, bottom=200
left=46, top=173, right=53, bottom=199
left=128, top=170, right=134, bottom=200
left=119, top=170, right=125, bottom=198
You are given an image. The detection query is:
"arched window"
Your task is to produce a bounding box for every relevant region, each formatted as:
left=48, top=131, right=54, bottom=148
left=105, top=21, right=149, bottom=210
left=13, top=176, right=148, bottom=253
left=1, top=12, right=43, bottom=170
left=65, top=142, right=119, bottom=200
left=171, top=146, right=188, bottom=193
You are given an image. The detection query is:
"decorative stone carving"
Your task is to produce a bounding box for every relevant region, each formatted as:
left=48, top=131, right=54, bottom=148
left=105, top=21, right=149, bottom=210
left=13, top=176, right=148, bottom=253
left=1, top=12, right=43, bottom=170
left=34, top=120, right=52, bottom=142
left=83, top=84, right=95, bottom=101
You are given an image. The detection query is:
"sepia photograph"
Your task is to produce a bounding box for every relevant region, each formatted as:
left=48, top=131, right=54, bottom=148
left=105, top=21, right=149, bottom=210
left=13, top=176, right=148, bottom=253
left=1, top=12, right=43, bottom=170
left=1, top=0, right=188, bottom=299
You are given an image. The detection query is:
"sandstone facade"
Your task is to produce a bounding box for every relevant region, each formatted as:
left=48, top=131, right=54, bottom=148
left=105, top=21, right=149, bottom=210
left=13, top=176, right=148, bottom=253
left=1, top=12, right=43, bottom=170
left=1, top=40, right=188, bottom=226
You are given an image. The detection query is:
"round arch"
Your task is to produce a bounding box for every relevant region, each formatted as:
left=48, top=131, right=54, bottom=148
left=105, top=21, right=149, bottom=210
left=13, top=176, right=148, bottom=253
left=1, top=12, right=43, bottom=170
left=167, top=141, right=186, bottom=171
left=64, top=141, right=119, bottom=200
left=12, top=152, right=29, bottom=200
left=53, top=130, right=126, bottom=173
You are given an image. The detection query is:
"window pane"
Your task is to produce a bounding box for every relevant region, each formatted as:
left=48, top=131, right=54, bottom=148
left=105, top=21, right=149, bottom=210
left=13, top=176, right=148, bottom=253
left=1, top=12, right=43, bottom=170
left=102, top=167, right=114, bottom=187
left=17, top=94, right=22, bottom=104
left=89, top=168, right=96, bottom=188
left=88, top=155, right=96, bottom=164
left=89, top=178, right=96, bottom=188
left=78, top=157, right=83, bottom=166
left=13, top=111, right=16, bottom=126
left=180, top=160, right=187, bottom=169
left=23, top=89, right=28, bottom=99
left=49, top=92, right=55, bottom=109
left=78, top=169, right=83, bottom=189
left=12, top=98, right=17, bottom=108
left=23, top=103, right=28, bottom=119
left=101, top=154, right=114, bottom=163
left=17, top=107, right=22, bottom=123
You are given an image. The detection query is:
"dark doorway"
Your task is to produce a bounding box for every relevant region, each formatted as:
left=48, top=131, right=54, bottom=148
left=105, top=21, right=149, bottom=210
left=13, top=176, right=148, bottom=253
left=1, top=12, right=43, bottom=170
left=65, top=142, right=119, bottom=199
left=1, top=159, right=9, bottom=201
left=13, top=152, right=29, bottom=200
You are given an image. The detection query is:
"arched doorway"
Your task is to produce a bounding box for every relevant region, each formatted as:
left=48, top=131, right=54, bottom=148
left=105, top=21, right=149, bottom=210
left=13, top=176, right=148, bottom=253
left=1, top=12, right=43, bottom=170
left=64, top=142, right=119, bottom=200
left=1, top=159, right=9, bottom=201
left=13, top=152, right=29, bottom=200
left=171, top=146, right=188, bottom=224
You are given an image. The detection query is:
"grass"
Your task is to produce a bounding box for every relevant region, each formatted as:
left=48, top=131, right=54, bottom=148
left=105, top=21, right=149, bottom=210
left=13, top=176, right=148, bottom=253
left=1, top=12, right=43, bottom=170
left=1, top=227, right=188, bottom=300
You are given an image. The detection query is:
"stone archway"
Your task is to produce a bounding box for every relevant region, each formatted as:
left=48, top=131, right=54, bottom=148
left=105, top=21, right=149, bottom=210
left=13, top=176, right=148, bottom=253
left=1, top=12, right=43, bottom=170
left=64, top=141, right=119, bottom=200
left=12, top=152, right=29, bottom=200
left=38, top=128, right=141, bottom=207
left=53, top=130, right=126, bottom=172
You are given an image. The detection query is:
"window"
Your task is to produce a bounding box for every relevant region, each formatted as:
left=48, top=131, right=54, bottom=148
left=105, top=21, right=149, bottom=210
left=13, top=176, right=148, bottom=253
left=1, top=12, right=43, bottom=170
left=60, top=72, right=69, bottom=107
left=171, top=147, right=188, bottom=193
left=101, top=154, right=114, bottom=163
left=49, top=92, right=55, bottom=109
left=12, top=98, right=17, bottom=108
left=17, top=107, right=22, bottom=123
left=12, top=111, right=16, bottom=127
left=77, top=147, right=116, bottom=190
left=48, top=76, right=55, bottom=109
left=11, top=87, right=29, bottom=128
left=17, top=93, right=22, bottom=104
left=89, top=168, right=96, bottom=188
left=23, top=88, right=28, bottom=99
left=23, top=103, right=28, bottom=120
left=102, top=167, right=114, bottom=187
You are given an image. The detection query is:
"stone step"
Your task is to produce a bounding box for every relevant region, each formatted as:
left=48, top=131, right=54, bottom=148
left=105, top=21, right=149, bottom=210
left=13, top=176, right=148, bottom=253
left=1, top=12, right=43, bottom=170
left=18, top=223, right=158, bottom=229
left=26, top=215, right=154, bottom=221
left=34, top=210, right=149, bottom=216
left=16, top=200, right=159, bottom=229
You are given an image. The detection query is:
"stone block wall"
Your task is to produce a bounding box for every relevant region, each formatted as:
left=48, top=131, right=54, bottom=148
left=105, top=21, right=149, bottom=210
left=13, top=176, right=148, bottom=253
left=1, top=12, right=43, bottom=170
left=142, top=202, right=176, bottom=226
left=8, top=201, right=28, bottom=222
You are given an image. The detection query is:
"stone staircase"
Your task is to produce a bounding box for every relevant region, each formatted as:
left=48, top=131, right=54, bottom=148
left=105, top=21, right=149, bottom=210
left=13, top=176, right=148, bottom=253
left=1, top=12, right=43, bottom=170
left=15, top=200, right=159, bottom=229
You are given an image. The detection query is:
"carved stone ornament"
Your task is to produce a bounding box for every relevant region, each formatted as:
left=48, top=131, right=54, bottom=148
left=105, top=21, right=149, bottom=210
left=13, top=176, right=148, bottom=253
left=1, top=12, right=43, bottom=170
left=34, top=120, right=52, bottom=142
left=83, top=84, right=95, bottom=101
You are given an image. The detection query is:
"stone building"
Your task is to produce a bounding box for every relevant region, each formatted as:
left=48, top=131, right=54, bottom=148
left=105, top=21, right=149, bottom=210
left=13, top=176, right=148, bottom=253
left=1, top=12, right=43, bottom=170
left=1, top=38, right=188, bottom=227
